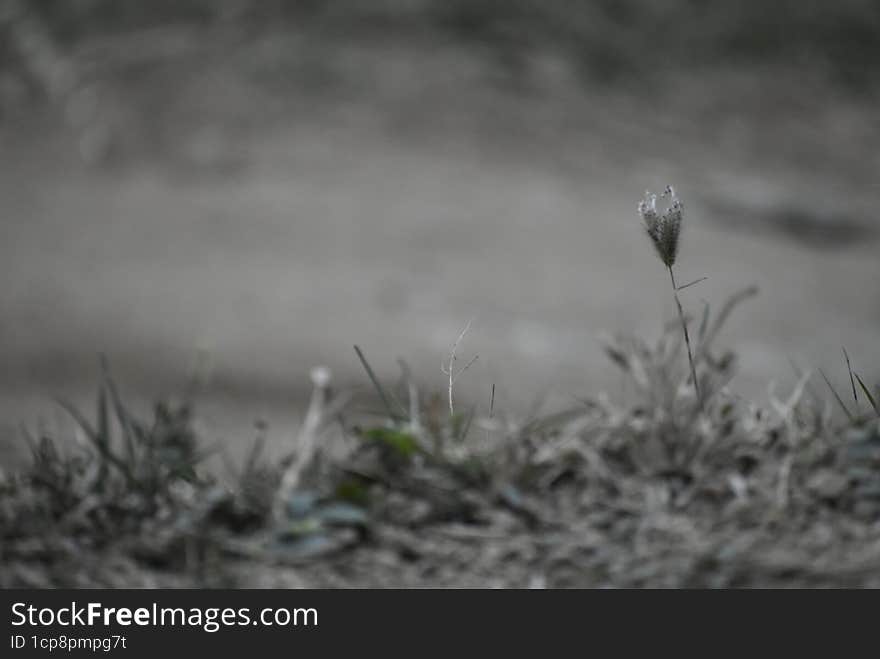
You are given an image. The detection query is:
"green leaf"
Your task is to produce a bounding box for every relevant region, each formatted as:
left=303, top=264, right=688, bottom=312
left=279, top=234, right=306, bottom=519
left=335, top=479, right=370, bottom=505
left=362, top=427, right=419, bottom=457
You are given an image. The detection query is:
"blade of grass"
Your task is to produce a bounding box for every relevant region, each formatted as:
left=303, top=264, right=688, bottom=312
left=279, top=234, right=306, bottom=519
left=854, top=373, right=879, bottom=418
left=96, top=383, right=109, bottom=447
left=100, top=357, right=138, bottom=465
left=458, top=404, right=476, bottom=441
left=242, top=435, right=266, bottom=479
left=96, top=383, right=110, bottom=488
left=56, top=398, right=135, bottom=482
left=843, top=347, right=858, bottom=405
left=818, top=369, right=854, bottom=422
left=787, top=356, right=823, bottom=405
left=19, top=423, right=38, bottom=457
left=675, top=276, right=708, bottom=291
left=697, top=301, right=710, bottom=344
left=696, top=285, right=758, bottom=361
left=398, top=358, right=422, bottom=429
left=354, top=345, right=404, bottom=422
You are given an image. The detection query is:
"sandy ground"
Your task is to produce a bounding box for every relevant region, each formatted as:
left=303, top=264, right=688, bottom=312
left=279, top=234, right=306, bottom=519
left=1, top=34, right=879, bottom=463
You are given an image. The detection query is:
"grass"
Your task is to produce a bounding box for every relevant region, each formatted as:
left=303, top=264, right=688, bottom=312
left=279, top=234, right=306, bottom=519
left=1, top=189, right=879, bottom=588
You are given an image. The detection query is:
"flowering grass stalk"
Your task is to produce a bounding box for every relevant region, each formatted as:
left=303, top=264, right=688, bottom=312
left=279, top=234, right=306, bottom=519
left=639, top=186, right=701, bottom=408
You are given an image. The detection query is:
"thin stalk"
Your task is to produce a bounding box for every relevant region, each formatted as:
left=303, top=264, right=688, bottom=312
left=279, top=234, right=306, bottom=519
left=669, top=265, right=701, bottom=408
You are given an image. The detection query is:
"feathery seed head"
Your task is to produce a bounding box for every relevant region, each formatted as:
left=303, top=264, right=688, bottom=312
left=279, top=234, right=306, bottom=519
left=639, top=186, right=683, bottom=267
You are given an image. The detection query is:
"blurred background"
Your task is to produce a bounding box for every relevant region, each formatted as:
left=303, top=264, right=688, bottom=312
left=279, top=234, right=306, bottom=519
left=1, top=0, right=879, bottom=458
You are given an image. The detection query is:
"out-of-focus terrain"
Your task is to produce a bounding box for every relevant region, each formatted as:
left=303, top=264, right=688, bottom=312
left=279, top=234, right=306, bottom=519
left=1, top=2, right=879, bottom=462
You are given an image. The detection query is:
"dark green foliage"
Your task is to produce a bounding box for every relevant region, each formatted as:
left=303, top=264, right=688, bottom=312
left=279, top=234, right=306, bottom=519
left=361, top=427, right=420, bottom=459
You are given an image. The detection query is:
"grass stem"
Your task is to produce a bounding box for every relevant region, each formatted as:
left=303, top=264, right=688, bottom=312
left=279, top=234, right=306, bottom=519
left=669, top=265, right=701, bottom=409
